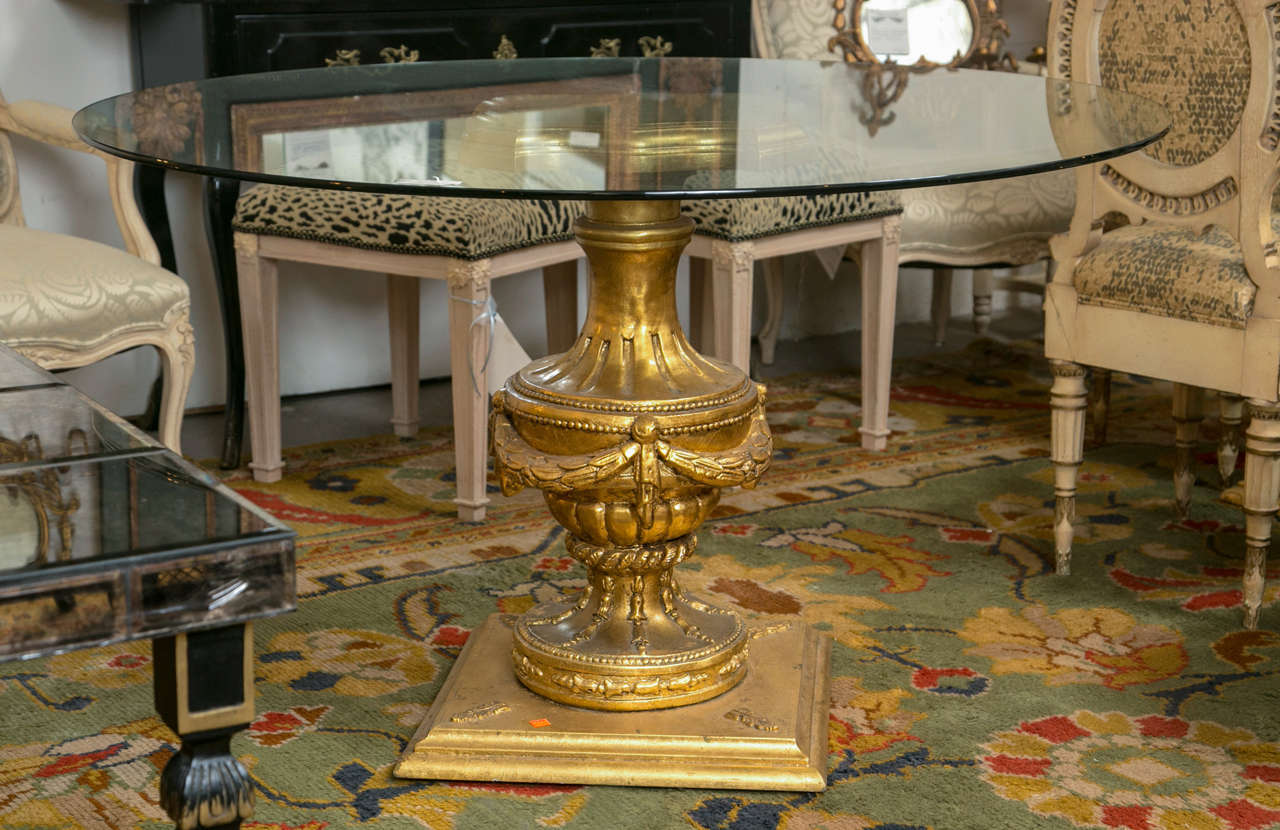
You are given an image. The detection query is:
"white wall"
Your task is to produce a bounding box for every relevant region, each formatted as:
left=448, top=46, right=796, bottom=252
left=1, top=0, right=559, bottom=417
left=1, top=0, right=1051, bottom=418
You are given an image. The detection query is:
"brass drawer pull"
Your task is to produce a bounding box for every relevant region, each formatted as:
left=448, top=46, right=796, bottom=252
left=493, top=35, right=518, bottom=60
left=590, top=38, right=621, bottom=58
left=638, top=36, right=673, bottom=57
left=323, top=49, right=361, bottom=67
left=380, top=44, right=420, bottom=63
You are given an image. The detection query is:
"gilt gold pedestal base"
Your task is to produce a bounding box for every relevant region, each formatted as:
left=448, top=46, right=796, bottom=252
left=397, top=199, right=832, bottom=790
left=396, top=614, right=831, bottom=791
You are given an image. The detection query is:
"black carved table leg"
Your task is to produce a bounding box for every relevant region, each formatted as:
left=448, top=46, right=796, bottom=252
left=153, top=622, right=256, bottom=829
left=134, top=165, right=180, bottom=433
left=204, top=176, right=246, bottom=469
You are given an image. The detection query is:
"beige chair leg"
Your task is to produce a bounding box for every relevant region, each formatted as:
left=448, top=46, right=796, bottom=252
left=542, top=260, right=579, bottom=355
left=930, top=267, right=953, bottom=347
left=1242, top=399, right=1280, bottom=629
left=235, top=234, right=284, bottom=483
left=972, top=268, right=994, bottom=335
left=1089, top=368, right=1112, bottom=445
left=687, top=256, right=713, bottom=354
left=387, top=275, right=420, bottom=438
left=1172, top=383, right=1205, bottom=520
left=1050, top=360, right=1087, bottom=574
left=154, top=306, right=196, bottom=455
left=858, top=216, right=900, bottom=451
left=447, top=260, right=494, bottom=522
left=757, top=257, right=785, bottom=366
left=1218, top=392, right=1245, bottom=487
left=712, top=239, right=754, bottom=372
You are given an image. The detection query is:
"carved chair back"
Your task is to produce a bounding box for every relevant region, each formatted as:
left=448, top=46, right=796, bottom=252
left=0, top=89, right=24, bottom=228
left=1047, top=0, right=1279, bottom=314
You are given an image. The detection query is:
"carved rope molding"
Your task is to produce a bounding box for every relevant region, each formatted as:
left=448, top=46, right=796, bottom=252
left=1263, top=2, right=1280, bottom=150
left=1099, top=164, right=1238, bottom=216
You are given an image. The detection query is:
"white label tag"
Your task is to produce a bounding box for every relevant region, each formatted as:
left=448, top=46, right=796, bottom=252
left=568, top=130, right=602, bottom=148
left=866, top=9, right=910, bottom=56
left=486, top=312, right=532, bottom=396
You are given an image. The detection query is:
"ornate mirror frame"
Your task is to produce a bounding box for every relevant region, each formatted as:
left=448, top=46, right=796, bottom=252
left=829, top=0, right=1010, bottom=69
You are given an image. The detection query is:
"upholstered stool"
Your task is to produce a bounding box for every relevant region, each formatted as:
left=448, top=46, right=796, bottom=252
left=232, top=183, right=586, bottom=521
left=683, top=192, right=904, bottom=450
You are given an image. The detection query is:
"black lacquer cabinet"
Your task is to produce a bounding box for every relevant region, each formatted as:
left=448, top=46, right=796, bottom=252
left=114, top=0, right=753, bottom=468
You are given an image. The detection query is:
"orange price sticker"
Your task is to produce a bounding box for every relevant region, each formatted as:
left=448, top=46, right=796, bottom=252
left=528, top=718, right=551, bottom=728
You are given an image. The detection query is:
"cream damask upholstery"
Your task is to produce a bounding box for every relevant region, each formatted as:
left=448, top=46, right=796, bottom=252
left=0, top=90, right=194, bottom=453
left=756, top=0, right=1074, bottom=343
left=233, top=184, right=584, bottom=259
left=0, top=226, right=191, bottom=347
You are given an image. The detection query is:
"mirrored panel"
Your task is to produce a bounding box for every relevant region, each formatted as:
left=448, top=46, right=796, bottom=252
left=858, top=0, right=976, bottom=65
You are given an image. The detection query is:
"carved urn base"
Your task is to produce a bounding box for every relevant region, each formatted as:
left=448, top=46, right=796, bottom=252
left=513, top=534, right=749, bottom=710
left=490, top=200, right=772, bottom=712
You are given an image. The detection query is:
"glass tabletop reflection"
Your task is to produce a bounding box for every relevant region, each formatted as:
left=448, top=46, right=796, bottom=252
left=0, top=347, right=295, bottom=662
left=74, top=57, right=1168, bottom=200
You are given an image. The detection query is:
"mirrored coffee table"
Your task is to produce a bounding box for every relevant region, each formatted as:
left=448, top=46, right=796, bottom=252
left=75, top=57, right=1167, bottom=793
left=0, top=345, right=296, bottom=828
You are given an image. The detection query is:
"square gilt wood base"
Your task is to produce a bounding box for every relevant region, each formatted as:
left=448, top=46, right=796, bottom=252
left=396, top=614, right=832, bottom=791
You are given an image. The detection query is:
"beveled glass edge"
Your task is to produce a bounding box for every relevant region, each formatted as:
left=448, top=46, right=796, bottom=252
left=0, top=446, right=167, bottom=476
left=0, top=537, right=296, bottom=663
left=0, top=526, right=296, bottom=589
left=73, top=64, right=1172, bottom=201
left=1, top=608, right=295, bottom=664
left=69, top=132, right=1169, bottom=201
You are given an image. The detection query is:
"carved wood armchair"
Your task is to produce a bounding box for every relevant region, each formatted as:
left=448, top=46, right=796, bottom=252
left=1045, top=0, right=1280, bottom=628
left=0, top=90, right=194, bottom=453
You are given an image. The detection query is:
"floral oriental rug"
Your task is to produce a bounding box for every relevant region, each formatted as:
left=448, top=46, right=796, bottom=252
left=3, top=341, right=1280, bottom=830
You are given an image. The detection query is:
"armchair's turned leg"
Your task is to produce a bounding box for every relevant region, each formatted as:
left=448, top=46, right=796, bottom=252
left=153, top=623, right=255, bottom=829
left=1218, top=392, right=1245, bottom=488
left=1089, top=368, right=1112, bottom=445
left=687, top=257, right=714, bottom=354
left=234, top=235, right=283, bottom=483
left=1242, top=399, right=1280, bottom=629
left=542, top=260, right=579, bottom=355
left=388, top=275, right=421, bottom=438
left=1172, top=383, right=1205, bottom=520
left=972, top=268, right=994, bottom=335
left=155, top=306, right=197, bottom=455
left=757, top=257, right=785, bottom=366
left=859, top=216, right=901, bottom=451
left=205, top=177, right=246, bottom=471
left=930, top=267, right=953, bottom=347
left=448, top=260, right=494, bottom=522
left=711, top=239, right=754, bottom=372
left=1050, top=360, right=1087, bottom=575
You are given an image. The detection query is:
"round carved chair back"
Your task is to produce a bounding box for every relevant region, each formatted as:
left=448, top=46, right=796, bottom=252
left=1049, top=0, right=1278, bottom=252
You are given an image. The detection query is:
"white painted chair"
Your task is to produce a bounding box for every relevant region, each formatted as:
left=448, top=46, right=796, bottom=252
left=232, top=185, right=582, bottom=521
left=0, top=91, right=194, bottom=453
left=684, top=198, right=903, bottom=450
left=1045, top=0, right=1279, bottom=629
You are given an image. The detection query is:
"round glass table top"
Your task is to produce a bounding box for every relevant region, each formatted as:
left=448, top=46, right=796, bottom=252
left=74, top=57, right=1168, bottom=200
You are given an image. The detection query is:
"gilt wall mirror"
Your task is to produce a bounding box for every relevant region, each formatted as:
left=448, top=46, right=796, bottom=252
left=830, top=0, right=1009, bottom=69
